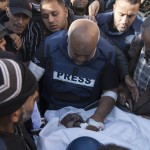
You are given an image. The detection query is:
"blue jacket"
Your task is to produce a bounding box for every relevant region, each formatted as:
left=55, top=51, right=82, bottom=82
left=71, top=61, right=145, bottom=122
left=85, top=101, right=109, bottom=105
left=41, top=30, right=118, bottom=109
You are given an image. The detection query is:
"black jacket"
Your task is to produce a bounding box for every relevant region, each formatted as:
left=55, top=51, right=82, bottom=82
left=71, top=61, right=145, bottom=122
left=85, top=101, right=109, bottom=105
left=0, top=124, right=37, bottom=150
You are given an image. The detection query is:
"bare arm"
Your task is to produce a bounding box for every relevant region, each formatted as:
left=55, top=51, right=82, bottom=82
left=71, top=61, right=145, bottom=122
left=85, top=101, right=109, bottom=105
left=91, top=88, right=117, bottom=123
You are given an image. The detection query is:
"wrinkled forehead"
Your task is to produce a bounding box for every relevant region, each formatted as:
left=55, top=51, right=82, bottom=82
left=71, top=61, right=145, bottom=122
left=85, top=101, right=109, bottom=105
left=114, top=2, right=140, bottom=17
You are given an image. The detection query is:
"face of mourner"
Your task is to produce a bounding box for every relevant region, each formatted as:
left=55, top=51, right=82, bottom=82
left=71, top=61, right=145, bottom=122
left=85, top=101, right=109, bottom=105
left=113, top=0, right=139, bottom=32
left=6, top=8, right=30, bottom=34
left=41, top=1, right=68, bottom=33
left=19, top=91, right=38, bottom=123
left=70, top=0, right=88, bottom=10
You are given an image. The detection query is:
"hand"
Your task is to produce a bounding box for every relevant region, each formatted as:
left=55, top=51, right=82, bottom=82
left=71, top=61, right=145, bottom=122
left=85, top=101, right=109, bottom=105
left=86, top=125, right=99, bottom=131
left=118, top=86, right=133, bottom=111
left=86, top=118, right=104, bottom=131
left=125, top=75, right=139, bottom=102
left=10, top=33, right=22, bottom=51
left=84, top=15, right=97, bottom=23
left=0, top=38, right=6, bottom=51
left=88, top=0, right=100, bottom=16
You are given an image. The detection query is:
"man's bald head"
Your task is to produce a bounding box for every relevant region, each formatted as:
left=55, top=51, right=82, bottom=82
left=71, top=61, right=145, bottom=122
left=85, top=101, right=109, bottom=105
left=68, top=19, right=100, bottom=65
left=68, top=19, right=100, bottom=45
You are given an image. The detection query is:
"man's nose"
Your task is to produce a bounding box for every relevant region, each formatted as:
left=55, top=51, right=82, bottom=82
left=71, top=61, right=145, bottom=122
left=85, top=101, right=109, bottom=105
left=121, top=15, right=128, bottom=24
left=18, top=16, right=23, bottom=24
left=48, top=15, right=54, bottom=23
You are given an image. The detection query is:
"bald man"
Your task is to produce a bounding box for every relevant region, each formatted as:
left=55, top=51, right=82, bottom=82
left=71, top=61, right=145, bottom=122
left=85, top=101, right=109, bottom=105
left=29, top=19, right=118, bottom=130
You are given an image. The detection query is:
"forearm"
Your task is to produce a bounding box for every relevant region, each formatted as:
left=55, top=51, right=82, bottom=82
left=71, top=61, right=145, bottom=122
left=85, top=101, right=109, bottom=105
left=91, top=96, right=115, bottom=122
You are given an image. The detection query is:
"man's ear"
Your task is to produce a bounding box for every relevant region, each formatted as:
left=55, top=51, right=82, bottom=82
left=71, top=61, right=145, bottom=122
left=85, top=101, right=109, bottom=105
left=10, top=109, right=21, bottom=123
left=64, top=6, right=68, bottom=18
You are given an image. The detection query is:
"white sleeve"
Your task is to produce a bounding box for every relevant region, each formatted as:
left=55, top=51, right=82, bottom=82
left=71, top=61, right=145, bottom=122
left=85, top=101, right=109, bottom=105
left=28, top=61, right=45, bottom=81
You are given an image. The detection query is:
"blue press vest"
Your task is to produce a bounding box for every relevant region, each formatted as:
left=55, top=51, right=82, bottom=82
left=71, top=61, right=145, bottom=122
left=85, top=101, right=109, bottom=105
left=42, top=30, right=116, bottom=109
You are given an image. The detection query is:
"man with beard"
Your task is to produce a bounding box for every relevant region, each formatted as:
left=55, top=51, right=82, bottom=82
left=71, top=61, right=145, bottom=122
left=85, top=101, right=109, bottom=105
left=0, top=59, right=38, bottom=150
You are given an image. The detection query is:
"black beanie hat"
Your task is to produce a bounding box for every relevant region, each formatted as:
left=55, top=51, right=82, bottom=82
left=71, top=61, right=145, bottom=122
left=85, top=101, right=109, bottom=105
left=0, top=59, right=38, bottom=117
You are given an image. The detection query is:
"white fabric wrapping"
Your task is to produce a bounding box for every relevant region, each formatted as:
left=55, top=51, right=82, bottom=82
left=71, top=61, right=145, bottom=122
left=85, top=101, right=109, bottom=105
left=37, top=106, right=150, bottom=150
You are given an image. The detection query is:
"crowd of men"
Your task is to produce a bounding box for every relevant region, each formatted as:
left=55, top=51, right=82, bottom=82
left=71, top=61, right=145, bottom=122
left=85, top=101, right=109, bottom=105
left=0, top=0, right=150, bottom=149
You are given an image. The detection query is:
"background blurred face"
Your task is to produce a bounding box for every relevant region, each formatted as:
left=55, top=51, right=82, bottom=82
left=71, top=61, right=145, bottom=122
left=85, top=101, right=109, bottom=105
left=19, top=91, right=38, bottom=122
left=113, top=0, right=139, bottom=32
left=70, top=0, right=88, bottom=9
left=0, top=0, right=8, bottom=11
left=41, top=1, right=68, bottom=33
left=6, top=9, right=30, bottom=34
left=143, top=29, right=150, bottom=56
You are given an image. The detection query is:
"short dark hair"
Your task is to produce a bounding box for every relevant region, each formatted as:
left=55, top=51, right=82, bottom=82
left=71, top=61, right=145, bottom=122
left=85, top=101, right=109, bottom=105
left=40, top=0, right=65, bottom=9
left=115, top=0, right=141, bottom=5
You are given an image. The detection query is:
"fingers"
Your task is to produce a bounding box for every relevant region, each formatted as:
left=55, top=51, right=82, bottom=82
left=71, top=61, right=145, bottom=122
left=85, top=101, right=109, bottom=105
left=125, top=75, right=139, bottom=102
left=130, top=85, right=139, bottom=102
left=133, top=87, right=139, bottom=102
left=10, top=33, right=22, bottom=50
left=0, top=38, right=6, bottom=51
left=127, top=99, right=133, bottom=111
left=118, top=92, right=127, bottom=105
left=84, top=15, right=97, bottom=23
left=0, top=45, right=6, bottom=51
left=86, top=125, right=99, bottom=131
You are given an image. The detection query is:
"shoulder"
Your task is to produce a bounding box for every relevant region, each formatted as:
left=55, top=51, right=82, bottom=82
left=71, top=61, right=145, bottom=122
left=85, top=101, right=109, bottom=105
left=45, top=30, right=68, bottom=42
left=97, top=37, right=116, bottom=64
left=44, top=30, right=68, bottom=54
left=0, top=51, right=17, bottom=59
left=98, top=37, right=116, bottom=54
left=96, top=11, right=113, bottom=25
